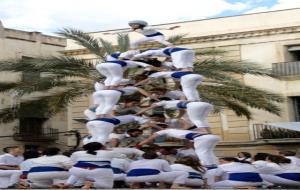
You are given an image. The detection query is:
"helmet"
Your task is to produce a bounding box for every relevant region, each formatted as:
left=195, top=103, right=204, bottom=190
left=128, top=20, right=148, bottom=27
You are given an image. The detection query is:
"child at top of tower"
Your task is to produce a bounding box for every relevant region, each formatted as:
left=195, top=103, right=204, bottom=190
left=104, top=20, right=180, bottom=49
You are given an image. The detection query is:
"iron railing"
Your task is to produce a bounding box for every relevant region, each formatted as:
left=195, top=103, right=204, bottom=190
left=253, top=123, right=300, bottom=140
left=272, top=61, right=300, bottom=77
left=13, top=126, right=59, bottom=142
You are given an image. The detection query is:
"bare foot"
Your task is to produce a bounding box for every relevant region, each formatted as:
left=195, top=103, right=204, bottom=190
left=52, top=183, right=65, bottom=189
left=82, top=181, right=93, bottom=189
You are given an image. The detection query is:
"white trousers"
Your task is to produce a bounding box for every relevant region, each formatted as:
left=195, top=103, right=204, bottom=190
left=212, top=180, right=263, bottom=188
left=93, top=90, right=121, bottom=115
left=86, top=120, right=115, bottom=144
left=171, top=50, right=195, bottom=69
left=261, top=174, right=300, bottom=187
left=187, top=102, right=213, bottom=128
left=194, top=134, right=220, bottom=166
left=96, top=63, right=124, bottom=86
left=0, top=170, right=22, bottom=188
left=27, top=171, right=69, bottom=188
left=84, top=108, right=96, bottom=120
left=126, top=171, right=188, bottom=185
left=180, top=74, right=203, bottom=101
left=130, top=35, right=172, bottom=49
left=67, top=167, right=114, bottom=188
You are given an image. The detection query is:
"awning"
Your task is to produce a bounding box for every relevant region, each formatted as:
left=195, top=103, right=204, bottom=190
left=268, top=122, right=300, bottom=132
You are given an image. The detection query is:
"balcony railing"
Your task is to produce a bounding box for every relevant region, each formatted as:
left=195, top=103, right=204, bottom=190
left=253, top=123, right=300, bottom=140
left=13, top=126, right=59, bottom=142
left=272, top=61, right=300, bottom=77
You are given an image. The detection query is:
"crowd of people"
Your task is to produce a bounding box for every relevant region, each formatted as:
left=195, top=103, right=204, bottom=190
left=0, top=20, right=299, bottom=189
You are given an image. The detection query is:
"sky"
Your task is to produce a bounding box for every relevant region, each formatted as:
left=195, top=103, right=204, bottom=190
left=1, top=0, right=300, bottom=35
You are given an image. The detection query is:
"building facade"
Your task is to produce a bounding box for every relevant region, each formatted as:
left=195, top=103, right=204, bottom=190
left=0, top=21, right=70, bottom=152
left=64, top=8, right=300, bottom=156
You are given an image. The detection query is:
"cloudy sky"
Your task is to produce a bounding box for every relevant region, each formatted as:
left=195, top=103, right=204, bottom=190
left=1, top=0, right=300, bottom=34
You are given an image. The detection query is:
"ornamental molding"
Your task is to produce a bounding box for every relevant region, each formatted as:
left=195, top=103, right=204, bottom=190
left=63, top=25, right=300, bottom=56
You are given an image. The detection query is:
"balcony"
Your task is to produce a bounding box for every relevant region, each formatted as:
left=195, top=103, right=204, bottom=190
left=253, top=123, right=300, bottom=140
left=13, top=126, right=59, bottom=142
left=272, top=61, right=300, bottom=77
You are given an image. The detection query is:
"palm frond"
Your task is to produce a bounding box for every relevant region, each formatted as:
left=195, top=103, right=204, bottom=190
left=99, top=38, right=114, bottom=55
left=57, top=28, right=105, bottom=58
left=117, top=34, right=130, bottom=52
left=166, top=34, right=187, bottom=44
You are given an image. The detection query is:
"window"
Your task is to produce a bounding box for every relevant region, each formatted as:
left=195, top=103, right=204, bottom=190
left=291, top=96, right=300, bottom=121
left=287, top=46, right=300, bottom=61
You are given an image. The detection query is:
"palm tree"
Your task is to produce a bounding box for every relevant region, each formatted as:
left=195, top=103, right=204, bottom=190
left=0, top=28, right=283, bottom=124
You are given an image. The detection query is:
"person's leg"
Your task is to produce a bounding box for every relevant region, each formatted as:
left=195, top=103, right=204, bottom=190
left=96, top=64, right=112, bottom=86
left=90, top=169, right=114, bottom=188
left=187, top=102, right=213, bottom=129
left=180, top=74, right=203, bottom=101
left=151, top=35, right=173, bottom=46
left=194, top=135, right=220, bottom=166
left=107, top=64, right=125, bottom=86
left=171, top=50, right=195, bottom=69
left=160, top=171, right=189, bottom=188
left=130, top=37, right=153, bottom=49
left=0, top=170, right=22, bottom=187
left=101, top=91, right=122, bottom=114
left=261, top=174, right=300, bottom=187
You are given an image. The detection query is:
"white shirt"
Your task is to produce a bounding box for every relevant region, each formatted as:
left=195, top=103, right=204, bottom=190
left=111, top=158, right=130, bottom=172
left=111, top=148, right=144, bottom=158
left=155, top=129, right=193, bottom=140
left=103, top=60, right=150, bottom=69
left=109, top=133, right=130, bottom=141
left=252, top=160, right=268, bottom=171
left=94, top=82, right=105, bottom=91
left=154, top=100, right=182, bottom=109
left=171, top=163, right=205, bottom=177
left=0, top=153, right=24, bottom=166
left=165, top=90, right=185, bottom=100
left=70, top=150, right=125, bottom=163
left=128, top=159, right=171, bottom=172
left=176, top=148, right=198, bottom=159
left=134, top=48, right=168, bottom=58
left=215, top=162, right=261, bottom=180
left=286, top=156, right=300, bottom=167
left=119, top=50, right=140, bottom=59
left=116, top=115, right=149, bottom=125
left=119, top=86, right=138, bottom=95
left=29, top=155, right=73, bottom=169
left=20, top=159, right=36, bottom=171
left=149, top=71, right=175, bottom=79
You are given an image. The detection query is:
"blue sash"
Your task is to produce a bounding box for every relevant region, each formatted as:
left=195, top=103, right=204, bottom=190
left=115, top=89, right=125, bottom=94
left=162, top=47, right=188, bottom=56
left=171, top=71, right=193, bottom=79
left=92, top=118, right=121, bottom=125
left=74, top=161, right=111, bottom=169
left=276, top=173, right=300, bottom=182
left=188, top=172, right=203, bottom=179
left=127, top=168, right=160, bottom=177
left=106, top=60, right=127, bottom=67
left=112, top=167, right=125, bottom=174
left=145, top=32, right=163, bottom=37
left=29, top=166, right=67, bottom=173
left=176, top=101, right=189, bottom=109
left=110, top=53, right=121, bottom=59
left=205, top=165, right=218, bottom=170
left=185, top=133, right=205, bottom=140
left=228, top=172, right=263, bottom=182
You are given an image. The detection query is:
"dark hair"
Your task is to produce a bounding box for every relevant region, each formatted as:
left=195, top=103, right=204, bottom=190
left=279, top=150, right=296, bottom=156
left=267, top=155, right=291, bottom=164
left=3, top=146, right=19, bottom=153
left=238, top=152, right=252, bottom=158
left=142, top=151, right=159, bottom=159
left=83, top=142, right=103, bottom=155
left=220, top=157, right=239, bottom=162
left=127, top=128, right=143, bottom=134
left=158, top=97, right=172, bottom=101
left=253, top=153, right=270, bottom=161
left=175, top=156, right=206, bottom=173
left=43, top=147, right=60, bottom=156
left=23, top=150, right=40, bottom=160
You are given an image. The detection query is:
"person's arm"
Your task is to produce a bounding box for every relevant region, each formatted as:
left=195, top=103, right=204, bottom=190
left=0, top=165, right=19, bottom=170
left=135, top=104, right=159, bottom=115
left=134, top=78, right=152, bottom=87
left=137, top=133, right=160, bottom=146
left=137, top=88, right=160, bottom=101
left=139, top=123, right=164, bottom=130
left=151, top=26, right=180, bottom=30
left=126, top=60, right=151, bottom=68
left=178, top=118, right=192, bottom=130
